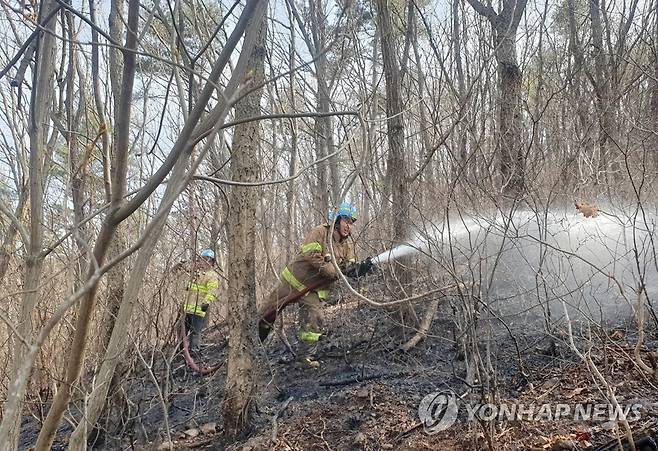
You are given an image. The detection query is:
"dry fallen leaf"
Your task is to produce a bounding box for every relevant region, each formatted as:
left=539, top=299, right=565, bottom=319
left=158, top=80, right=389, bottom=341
left=355, top=387, right=370, bottom=398
left=610, top=330, right=624, bottom=340
left=566, top=387, right=586, bottom=399
left=575, top=201, right=599, bottom=218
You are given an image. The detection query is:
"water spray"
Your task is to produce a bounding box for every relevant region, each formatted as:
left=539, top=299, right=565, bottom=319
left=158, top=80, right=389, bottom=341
left=368, top=210, right=556, bottom=267
left=370, top=239, right=428, bottom=266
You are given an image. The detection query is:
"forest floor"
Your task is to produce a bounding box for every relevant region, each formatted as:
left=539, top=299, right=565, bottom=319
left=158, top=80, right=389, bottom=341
left=26, top=285, right=658, bottom=451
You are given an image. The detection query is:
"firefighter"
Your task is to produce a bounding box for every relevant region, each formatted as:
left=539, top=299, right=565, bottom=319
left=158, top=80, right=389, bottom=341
left=258, top=202, right=375, bottom=368
left=183, top=249, right=220, bottom=352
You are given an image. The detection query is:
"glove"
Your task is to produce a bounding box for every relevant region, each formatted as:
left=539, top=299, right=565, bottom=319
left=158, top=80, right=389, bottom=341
left=359, top=257, right=374, bottom=275
left=343, top=257, right=375, bottom=279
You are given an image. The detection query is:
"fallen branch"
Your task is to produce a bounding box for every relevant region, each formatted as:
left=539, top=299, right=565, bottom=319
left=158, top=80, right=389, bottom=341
left=592, top=429, right=658, bottom=451
left=319, top=371, right=411, bottom=387
left=399, top=299, right=440, bottom=352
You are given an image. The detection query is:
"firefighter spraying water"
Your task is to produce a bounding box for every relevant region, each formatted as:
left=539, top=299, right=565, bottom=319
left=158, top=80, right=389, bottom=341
left=187, top=202, right=612, bottom=374
left=258, top=202, right=375, bottom=369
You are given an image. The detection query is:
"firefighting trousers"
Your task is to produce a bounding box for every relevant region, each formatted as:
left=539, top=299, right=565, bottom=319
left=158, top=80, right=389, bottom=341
left=258, top=281, right=324, bottom=351
left=185, top=312, right=207, bottom=350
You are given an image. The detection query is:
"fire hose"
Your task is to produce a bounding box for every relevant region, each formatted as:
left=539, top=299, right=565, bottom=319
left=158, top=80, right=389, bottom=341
left=181, top=259, right=373, bottom=371
left=258, top=257, right=375, bottom=340
left=180, top=314, right=224, bottom=375
left=180, top=280, right=326, bottom=375
left=258, top=279, right=331, bottom=341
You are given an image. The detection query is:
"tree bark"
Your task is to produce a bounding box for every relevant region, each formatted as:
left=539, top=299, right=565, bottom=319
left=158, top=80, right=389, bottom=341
left=223, top=11, right=266, bottom=442
left=375, top=0, right=414, bottom=327
left=495, top=25, right=525, bottom=195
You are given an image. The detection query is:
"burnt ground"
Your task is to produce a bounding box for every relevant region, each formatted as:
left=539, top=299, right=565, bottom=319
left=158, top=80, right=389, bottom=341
left=23, top=285, right=658, bottom=451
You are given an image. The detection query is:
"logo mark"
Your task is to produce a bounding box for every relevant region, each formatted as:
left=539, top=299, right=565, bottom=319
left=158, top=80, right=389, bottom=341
left=418, top=390, right=459, bottom=433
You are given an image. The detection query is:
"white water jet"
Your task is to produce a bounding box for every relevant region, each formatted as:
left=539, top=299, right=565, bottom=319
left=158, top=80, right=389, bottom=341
left=371, top=240, right=427, bottom=265
left=369, top=206, right=658, bottom=323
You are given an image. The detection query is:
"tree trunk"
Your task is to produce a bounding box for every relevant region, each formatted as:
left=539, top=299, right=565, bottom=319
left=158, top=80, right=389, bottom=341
left=62, top=9, right=90, bottom=286
left=223, top=11, right=266, bottom=442
left=34, top=1, right=140, bottom=447
left=495, top=31, right=525, bottom=195
left=0, top=191, right=27, bottom=284
left=100, top=225, right=126, bottom=351
left=375, top=0, right=414, bottom=329
left=653, top=0, right=658, bottom=170
left=0, top=0, right=58, bottom=446
left=566, top=0, right=589, bottom=183
left=310, top=0, right=334, bottom=214
left=376, top=0, right=410, bottom=238
left=453, top=0, right=469, bottom=181
left=589, top=0, right=615, bottom=183
left=466, top=0, right=528, bottom=196
left=285, top=0, right=298, bottom=262
left=99, top=0, right=127, bottom=356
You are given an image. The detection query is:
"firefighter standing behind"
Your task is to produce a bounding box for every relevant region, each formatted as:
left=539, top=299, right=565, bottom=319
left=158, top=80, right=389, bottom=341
left=258, top=202, right=374, bottom=368
left=182, top=249, right=221, bottom=352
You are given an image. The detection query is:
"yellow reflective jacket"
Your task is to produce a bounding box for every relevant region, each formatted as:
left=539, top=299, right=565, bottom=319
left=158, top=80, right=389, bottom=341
left=183, top=268, right=220, bottom=317
left=281, top=224, right=356, bottom=298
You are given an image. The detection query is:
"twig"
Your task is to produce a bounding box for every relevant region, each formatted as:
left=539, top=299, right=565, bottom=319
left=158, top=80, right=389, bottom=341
left=561, top=301, right=637, bottom=451
left=271, top=396, right=294, bottom=444
left=394, top=421, right=423, bottom=442
left=132, top=335, right=172, bottom=450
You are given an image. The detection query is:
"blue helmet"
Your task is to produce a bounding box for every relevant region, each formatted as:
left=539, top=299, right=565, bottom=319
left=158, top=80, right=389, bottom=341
left=200, top=249, right=216, bottom=260
left=328, top=202, right=357, bottom=223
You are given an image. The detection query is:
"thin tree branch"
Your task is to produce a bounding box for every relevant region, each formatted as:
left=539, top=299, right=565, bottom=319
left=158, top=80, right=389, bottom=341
left=464, top=0, right=498, bottom=20
left=0, top=198, right=29, bottom=245
left=0, top=5, right=61, bottom=81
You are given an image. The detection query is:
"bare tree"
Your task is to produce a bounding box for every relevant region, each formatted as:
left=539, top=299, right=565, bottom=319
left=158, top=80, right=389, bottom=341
left=375, top=0, right=413, bottom=327
left=34, top=0, right=141, bottom=447
left=223, top=8, right=267, bottom=441
left=2, top=0, right=59, bottom=446
left=653, top=2, right=658, bottom=170
left=66, top=2, right=266, bottom=446
left=467, top=0, right=528, bottom=195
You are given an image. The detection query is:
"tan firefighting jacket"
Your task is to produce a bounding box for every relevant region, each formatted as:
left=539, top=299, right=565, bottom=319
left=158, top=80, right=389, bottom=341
left=281, top=224, right=356, bottom=300
left=184, top=268, right=220, bottom=317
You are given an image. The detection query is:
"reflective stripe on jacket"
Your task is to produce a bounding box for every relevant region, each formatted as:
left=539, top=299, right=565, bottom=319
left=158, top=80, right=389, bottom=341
left=281, top=224, right=355, bottom=297
left=184, top=268, right=220, bottom=317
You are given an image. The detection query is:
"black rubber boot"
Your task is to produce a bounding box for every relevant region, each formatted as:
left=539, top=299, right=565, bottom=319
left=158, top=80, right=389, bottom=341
left=258, top=320, right=272, bottom=342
